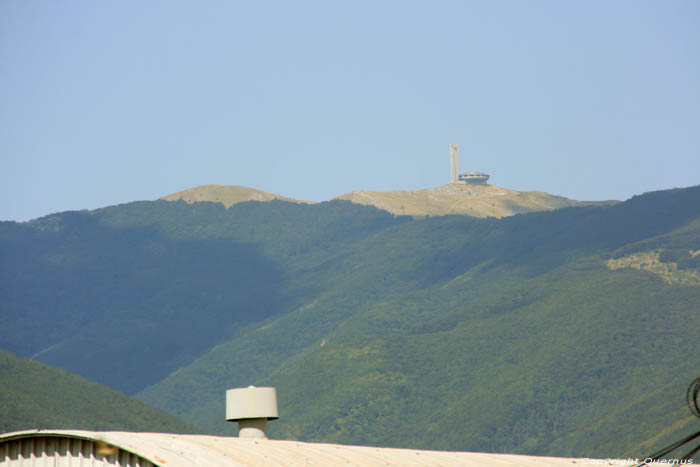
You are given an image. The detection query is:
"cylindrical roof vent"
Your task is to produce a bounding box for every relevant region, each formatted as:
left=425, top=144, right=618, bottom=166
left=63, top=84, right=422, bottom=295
left=226, top=386, right=278, bottom=439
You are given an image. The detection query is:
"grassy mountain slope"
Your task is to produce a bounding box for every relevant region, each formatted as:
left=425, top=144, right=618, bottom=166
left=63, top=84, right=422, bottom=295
left=334, top=183, right=610, bottom=218
left=0, top=349, right=198, bottom=433
left=137, top=186, right=700, bottom=458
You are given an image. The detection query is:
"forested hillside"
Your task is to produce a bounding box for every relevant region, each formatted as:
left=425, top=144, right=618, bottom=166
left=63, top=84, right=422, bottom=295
left=0, top=200, right=404, bottom=394
left=1, top=185, right=699, bottom=458
left=0, top=349, right=198, bottom=433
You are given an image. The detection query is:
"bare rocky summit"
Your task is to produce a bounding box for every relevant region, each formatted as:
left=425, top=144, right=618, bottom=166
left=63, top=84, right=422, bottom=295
left=334, top=183, right=603, bottom=218
left=159, top=184, right=311, bottom=208
left=160, top=183, right=608, bottom=218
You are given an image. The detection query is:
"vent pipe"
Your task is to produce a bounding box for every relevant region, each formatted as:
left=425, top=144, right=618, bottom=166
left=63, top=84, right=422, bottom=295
left=226, top=386, right=278, bottom=439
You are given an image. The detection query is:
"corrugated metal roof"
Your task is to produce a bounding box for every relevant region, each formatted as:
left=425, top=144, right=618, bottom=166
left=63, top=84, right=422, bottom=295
left=0, top=430, right=633, bottom=467
left=0, top=432, right=156, bottom=467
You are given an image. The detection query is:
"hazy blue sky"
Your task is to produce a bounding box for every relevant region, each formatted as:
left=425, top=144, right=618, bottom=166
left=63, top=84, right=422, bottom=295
left=2, top=0, right=699, bottom=221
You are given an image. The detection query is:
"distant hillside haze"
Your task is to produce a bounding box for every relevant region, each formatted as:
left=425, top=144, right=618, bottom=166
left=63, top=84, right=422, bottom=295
left=159, top=183, right=613, bottom=218
left=1, top=184, right=699, bottom=459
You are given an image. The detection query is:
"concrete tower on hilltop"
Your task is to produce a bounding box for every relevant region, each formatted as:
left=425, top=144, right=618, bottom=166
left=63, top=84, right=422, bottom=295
left=449, top=144, right=490, bottom=185
left=450, top=144, right=459, bottom=183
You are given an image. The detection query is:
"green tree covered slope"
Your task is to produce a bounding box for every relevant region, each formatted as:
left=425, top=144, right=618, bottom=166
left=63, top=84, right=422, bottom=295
left=0, top=349, right=198, bottom=433
left=0, top=200, right=405, bottom=394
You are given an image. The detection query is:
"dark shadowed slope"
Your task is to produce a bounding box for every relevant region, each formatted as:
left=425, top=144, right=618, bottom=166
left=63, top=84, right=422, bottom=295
left=0, top=349, right=199, bottom=433
left=0, top=200, right=405, bottom=394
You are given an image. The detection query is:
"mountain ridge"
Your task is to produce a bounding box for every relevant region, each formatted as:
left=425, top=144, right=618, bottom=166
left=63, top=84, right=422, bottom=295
left=134, top=185, right=699, bottom=457
left=2, top=184, right=699, bottom=458
left=159, top=183, right=615, bottom=218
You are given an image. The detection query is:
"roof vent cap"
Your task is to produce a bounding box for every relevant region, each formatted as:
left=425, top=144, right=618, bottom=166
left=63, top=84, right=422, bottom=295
left=226, top=386, right=278, bottom=439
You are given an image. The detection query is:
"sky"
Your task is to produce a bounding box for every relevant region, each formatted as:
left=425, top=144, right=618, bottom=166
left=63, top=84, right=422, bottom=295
left=1, top=0, right=699, bottom=221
